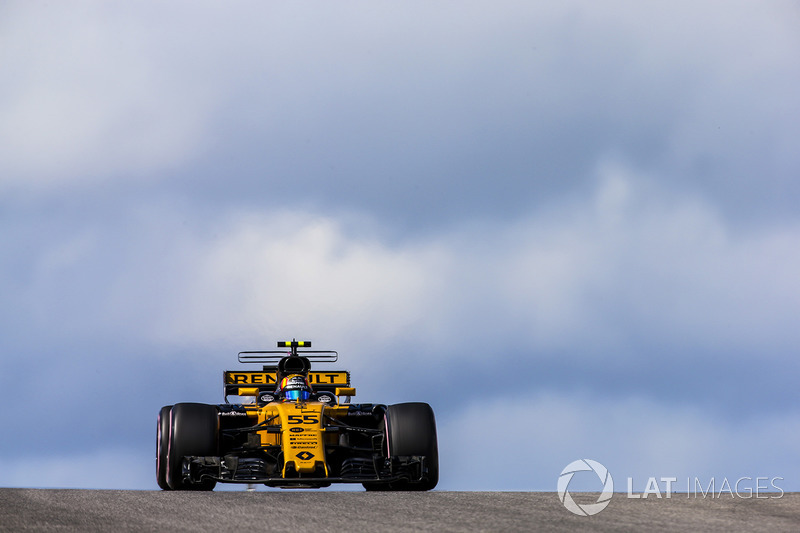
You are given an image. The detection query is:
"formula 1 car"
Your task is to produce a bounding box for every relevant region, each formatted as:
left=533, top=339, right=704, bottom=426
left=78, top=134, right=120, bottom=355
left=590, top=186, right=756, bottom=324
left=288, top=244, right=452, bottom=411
left=156, top=340, right=438, bottom=491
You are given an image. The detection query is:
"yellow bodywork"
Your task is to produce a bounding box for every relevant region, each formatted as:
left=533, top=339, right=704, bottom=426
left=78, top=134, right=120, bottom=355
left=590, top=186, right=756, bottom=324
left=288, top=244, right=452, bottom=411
left=255, top=401, right=349, bottom=476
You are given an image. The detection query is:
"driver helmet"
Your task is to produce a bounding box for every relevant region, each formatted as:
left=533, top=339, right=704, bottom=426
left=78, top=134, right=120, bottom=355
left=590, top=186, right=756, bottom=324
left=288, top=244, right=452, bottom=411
left=279, top=374, right=312, bottom=401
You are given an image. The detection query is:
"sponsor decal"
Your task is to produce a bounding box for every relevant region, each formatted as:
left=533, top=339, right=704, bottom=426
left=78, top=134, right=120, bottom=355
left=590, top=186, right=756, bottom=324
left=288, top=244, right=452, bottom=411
left=347, top=408, right=374, bottom=416
left=290, top=427, right=304, bottom=433
left=225, top=372, right=277, bottom=385
left=220, top=411, right=248, bottom=417
left=296, top=451, right=314, bottom=461
left=225, top=371, right=349, bottom=386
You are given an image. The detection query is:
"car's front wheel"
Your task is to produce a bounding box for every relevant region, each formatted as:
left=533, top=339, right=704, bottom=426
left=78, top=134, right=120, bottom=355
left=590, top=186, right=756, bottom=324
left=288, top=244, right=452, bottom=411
left=165, top=403, right=218, bottom=491
left=156, top=405, right=172, bottom=490
left=363, top=402, right=439, bottom=491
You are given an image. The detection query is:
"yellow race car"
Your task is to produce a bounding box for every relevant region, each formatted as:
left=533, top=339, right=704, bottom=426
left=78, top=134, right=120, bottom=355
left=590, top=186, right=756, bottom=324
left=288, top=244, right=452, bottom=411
left=156, top=340, right=438, bottom=491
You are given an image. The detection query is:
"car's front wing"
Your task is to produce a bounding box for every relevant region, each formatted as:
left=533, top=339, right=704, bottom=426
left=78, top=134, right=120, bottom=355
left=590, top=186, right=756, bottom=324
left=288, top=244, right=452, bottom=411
left=182, top=454, right=430, bottom=487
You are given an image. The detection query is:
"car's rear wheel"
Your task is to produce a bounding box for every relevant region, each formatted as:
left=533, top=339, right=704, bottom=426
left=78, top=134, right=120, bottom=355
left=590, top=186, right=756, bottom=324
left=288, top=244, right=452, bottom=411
left=166, top=403, right=219, bottom=491
left=156, top=405, right=172, bottom=490
left=363, top=402, right=438, bottom=491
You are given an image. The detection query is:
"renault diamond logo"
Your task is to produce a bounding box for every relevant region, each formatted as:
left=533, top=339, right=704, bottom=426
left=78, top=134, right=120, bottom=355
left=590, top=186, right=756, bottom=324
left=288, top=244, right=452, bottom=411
left=296, top=451, right=314, bottom=461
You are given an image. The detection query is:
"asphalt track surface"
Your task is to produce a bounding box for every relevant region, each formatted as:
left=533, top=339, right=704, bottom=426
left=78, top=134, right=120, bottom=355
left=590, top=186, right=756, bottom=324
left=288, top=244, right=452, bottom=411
left=1, top=489, right=798, bottom=532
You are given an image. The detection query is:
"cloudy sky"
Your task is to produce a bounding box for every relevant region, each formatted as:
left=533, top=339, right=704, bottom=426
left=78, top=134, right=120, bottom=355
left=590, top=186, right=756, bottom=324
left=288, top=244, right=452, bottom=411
left=1, top=1, right=798, bottom=492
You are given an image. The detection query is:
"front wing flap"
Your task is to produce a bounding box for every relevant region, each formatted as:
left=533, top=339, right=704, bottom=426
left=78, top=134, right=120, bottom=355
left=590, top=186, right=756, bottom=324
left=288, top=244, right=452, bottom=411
left=182, top=455, right=431, bottom=487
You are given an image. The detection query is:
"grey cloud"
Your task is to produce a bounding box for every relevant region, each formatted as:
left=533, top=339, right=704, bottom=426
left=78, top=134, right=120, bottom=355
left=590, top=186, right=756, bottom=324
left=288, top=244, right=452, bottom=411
left=7, top=168, right=798, bottom=420
left=3, top=2, right=798, bottom=230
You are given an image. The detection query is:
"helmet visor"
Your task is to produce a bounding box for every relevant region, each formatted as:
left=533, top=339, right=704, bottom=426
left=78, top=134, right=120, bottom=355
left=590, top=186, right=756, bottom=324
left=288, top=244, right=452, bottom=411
left=284, top=389, right=310, bottom=401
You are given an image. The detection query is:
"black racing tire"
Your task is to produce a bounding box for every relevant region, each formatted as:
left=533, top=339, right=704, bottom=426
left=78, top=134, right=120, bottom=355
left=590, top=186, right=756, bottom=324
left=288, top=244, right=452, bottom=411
left=363, top=402, right=438, bottom=491
left=156, top=405, right=173, bottom=490
left=166, top=403, right=219, bottom=491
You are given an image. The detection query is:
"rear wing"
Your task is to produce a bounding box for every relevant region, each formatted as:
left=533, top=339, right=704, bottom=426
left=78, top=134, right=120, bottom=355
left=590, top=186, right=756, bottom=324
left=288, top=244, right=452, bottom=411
left=223, top=370, right=351, bottom=402
left=225, top=340, right=349, bottom=401
left=238, top=340, right=338, bottom=364
left=238, top=351, right=338, bottom=364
